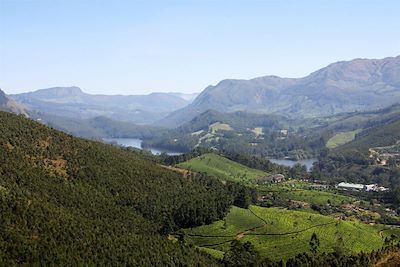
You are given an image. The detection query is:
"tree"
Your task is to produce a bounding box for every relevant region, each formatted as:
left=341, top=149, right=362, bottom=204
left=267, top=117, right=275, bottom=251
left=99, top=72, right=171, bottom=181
left=309, top=232, right=320, bottom=255
left=223, top=240, right=261, bottom=267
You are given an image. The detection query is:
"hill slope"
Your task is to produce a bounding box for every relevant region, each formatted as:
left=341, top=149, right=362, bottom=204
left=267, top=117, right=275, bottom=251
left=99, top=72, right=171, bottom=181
left=177, top=153, right=267, bottom=183
left=162, top=56, right=400, bottom=127
left=0, top=111, right=242, bottom=265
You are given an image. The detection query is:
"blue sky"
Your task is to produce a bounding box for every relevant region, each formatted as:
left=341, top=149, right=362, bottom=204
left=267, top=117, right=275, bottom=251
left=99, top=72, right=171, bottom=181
left=1, top=0, right=399, bottom=94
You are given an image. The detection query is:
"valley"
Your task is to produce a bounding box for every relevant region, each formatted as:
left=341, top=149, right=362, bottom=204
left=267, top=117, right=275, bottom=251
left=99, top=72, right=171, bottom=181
left=3, top=1, right=400, bottom=265
left=1, top=56, right=400, bottom=266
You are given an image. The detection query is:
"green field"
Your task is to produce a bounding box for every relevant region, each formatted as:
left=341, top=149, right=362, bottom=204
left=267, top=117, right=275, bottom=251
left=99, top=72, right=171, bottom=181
left=185, top=206, right=400, bottom=261
left=177, top=153, right=267, bottom=183
left=326, top=129, right=362, bottom=148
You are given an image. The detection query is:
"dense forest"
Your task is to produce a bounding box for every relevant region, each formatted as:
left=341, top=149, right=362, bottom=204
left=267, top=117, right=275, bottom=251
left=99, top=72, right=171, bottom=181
left=0, top=111, right=252, bottom=265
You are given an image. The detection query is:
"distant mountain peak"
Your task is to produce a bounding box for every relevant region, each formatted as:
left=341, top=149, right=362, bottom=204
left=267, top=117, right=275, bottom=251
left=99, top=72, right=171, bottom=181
left=160, top=56, right=400, bottom=127
left=32, top=86, right=85, bottom=97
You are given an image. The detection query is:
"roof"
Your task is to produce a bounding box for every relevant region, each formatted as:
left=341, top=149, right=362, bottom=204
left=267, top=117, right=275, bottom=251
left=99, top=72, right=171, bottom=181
left=337, top=182, right=365, bottom=189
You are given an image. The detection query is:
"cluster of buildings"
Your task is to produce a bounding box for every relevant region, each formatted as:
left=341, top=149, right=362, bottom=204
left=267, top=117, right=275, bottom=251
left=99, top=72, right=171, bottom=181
left=336, top=182, right=389, bottom=192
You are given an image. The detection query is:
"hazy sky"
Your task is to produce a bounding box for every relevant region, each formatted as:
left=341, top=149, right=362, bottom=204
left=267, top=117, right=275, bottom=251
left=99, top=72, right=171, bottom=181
left=1, top=0, right=399, bottom=95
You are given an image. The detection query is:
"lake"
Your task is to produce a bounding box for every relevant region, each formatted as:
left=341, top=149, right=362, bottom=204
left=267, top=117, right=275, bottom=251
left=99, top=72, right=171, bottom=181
left=103, top=138, right=183, bottom=156
left=268, top=158, right=317, bottom=171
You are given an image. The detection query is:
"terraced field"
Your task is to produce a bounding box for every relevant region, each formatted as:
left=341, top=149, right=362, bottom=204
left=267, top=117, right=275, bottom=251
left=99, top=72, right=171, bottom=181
left=185, top=206, right=400, bottom=261
left=177, top=153, right=266, bottom=183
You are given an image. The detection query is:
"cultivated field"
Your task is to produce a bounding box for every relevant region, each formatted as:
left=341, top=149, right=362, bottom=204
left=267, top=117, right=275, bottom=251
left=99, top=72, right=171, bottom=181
left=185, top=206, right=400, bottom=261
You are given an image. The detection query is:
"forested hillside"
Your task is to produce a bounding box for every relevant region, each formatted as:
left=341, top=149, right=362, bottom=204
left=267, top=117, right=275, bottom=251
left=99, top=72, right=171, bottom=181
left=312, top=117, right=400, bottom=188
left=0, top=111, right=245, bottom=265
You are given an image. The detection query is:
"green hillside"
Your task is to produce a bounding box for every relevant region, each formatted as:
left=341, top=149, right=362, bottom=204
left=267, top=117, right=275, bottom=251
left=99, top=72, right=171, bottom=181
left=326, top=129, right=362, bottom=148
left=177, top=153, right=267, bottom=183
left=185, top=206, right=400, bottom=261
left=0, top=111, right=242, bottom=266
left=338, top=119, right=400, bottom=153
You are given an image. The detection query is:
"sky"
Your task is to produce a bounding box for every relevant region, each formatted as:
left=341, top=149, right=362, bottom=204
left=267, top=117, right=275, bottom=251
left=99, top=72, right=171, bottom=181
left=1, top=0, right=400, bottom=95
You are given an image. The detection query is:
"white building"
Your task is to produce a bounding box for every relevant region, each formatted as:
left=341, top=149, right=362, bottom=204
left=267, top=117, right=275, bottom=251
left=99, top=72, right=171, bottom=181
left=337, top=182, right=365, bottom=191
left=337, top=182, right=389, bottom=192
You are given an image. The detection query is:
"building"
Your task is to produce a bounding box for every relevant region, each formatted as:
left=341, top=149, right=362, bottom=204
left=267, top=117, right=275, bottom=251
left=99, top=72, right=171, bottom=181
left=365, top=184, right=389, bottom=192
left=336, top=182, right=365, bottom=191
left=337, top=182, right=389, bottom=192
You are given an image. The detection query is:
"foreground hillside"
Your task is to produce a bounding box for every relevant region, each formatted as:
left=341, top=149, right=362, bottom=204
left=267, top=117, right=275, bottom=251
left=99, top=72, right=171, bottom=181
left=0, top=111, right=244, bottom=265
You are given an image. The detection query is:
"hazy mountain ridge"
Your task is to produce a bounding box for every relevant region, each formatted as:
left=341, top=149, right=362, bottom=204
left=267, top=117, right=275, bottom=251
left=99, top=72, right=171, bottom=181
left=0, top=88, right=29, bottom=116
left=30, top=111, right=164, bottom=139
left=11, top=86, right=194, bottom=124
left=162, top=56, right=400, bottom=127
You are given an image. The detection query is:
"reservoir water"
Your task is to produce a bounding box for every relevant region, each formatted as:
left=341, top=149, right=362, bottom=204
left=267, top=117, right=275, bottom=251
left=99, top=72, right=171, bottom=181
left=103, top=138, right=183, bottom=156
left=104, top=138, right=317, bottom=168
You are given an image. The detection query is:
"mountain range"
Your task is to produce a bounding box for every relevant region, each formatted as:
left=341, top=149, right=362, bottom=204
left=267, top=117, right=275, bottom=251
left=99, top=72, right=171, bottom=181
left=161, top=56, right=400, bottom=127
left=11, top=87, right=197, bottom=124
left=5, top=56, right=400, bottom=131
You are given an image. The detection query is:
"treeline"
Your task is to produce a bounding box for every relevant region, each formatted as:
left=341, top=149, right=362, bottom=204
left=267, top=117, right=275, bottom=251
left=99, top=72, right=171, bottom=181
left=0, top=111, right=249, bottom=265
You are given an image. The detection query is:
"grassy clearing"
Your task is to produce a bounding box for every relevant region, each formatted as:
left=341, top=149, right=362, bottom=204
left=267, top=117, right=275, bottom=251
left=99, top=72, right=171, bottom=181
left=177, top=153, right=266, bottom=183
left=185, top=206, right=400, bottom=261
left=251, top=127, right=264, bottom=136
left=209, top=122, right=233, bottom=133
left=326, top=129, right=362, bottom=148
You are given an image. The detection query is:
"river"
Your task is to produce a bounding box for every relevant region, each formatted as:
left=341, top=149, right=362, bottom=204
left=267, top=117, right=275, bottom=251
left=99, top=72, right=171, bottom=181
left=103, top=138, right=183, bottom=156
